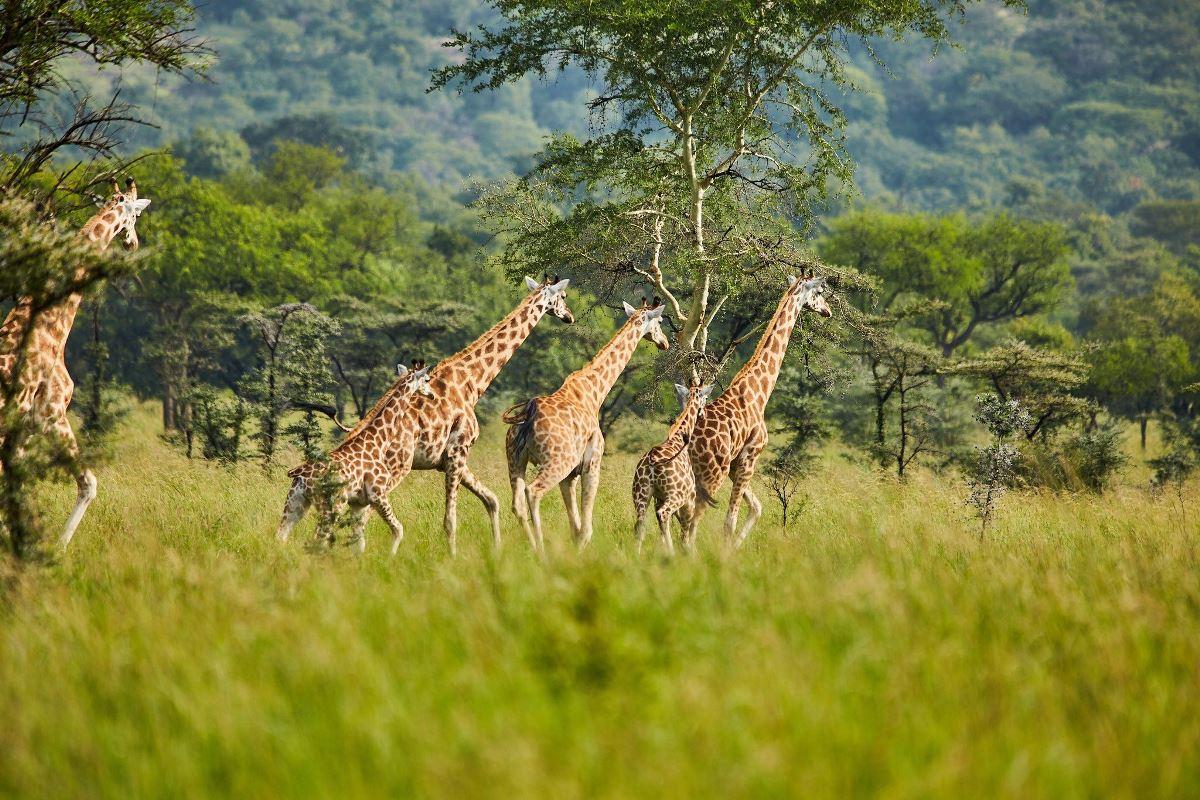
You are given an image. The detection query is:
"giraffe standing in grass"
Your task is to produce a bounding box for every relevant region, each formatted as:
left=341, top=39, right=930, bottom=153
left=276, top=362, right=434, bottom=554
left=688, top=275, right=832, bottom=548
left=505, top=299, right=669, bottom=551
left=0, top=178, right=150, bottom=548
left=631, top=381, right=712, bottom=555
left=401, top=276, right=574, bottom=555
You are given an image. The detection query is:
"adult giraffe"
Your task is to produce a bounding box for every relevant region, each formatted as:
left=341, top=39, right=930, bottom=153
left=688, top=275, right=832, bottom=549
left=407, top=276, right=574, bottom=555
left=504, top=299, right=669, bottom=551
left=0, top=178, right=150, bottom=548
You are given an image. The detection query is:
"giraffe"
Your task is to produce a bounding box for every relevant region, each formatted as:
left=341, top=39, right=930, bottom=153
left=402, top=276, right=574, bottom=555
left=688, top=275, right=832, bottom=549
left=0, top=178, right=150, bottom=549
left=631, top=380, right=713, bottom=555
left=276, top=361, right=435, bottom=554
left=504, top=299, right=669, bottom=552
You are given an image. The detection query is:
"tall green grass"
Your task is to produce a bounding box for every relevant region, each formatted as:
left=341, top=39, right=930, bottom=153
left=1, top=404, right=1197, bottom=798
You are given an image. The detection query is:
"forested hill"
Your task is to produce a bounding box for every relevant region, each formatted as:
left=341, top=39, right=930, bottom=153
left=67, top=0, right=1200, bottom=215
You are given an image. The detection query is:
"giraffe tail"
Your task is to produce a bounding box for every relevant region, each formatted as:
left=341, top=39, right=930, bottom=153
left=696, top=483, right=718, bottom=508
left=505, top=398, right=539, bottom=459
left=501, top=399, right=534, bottom=425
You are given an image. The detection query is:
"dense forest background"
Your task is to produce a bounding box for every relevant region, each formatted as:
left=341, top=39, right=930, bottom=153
left=7, top=0, right=1200, bottom=493
left=45, top=0, right=1200, bottom=211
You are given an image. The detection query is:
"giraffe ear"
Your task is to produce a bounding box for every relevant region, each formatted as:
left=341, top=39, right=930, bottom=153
left=700, top=385, right=714, bottom=400
left=396, top=364, right=409, bottom=377
left=549, top=278, right=570, bottom=294
left=129, top=198, right=151, bottom=215
left=674, top=383, right=689, bottom=407
left=524, top=276, right=540, bottom=291
left=646, top=305, right=665, bottom=320
left=623, top=301, right=638, bottom=317
left=787, top=275, right=798, bottom=288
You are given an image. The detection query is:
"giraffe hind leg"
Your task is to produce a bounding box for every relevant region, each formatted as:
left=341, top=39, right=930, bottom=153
left=276, top=477, right=311, bottom=543
left=631, top=465, right=652, bottom=553
left=53, top=418, right=94, bottom=550
left=59, top=468, right=97, bottom=550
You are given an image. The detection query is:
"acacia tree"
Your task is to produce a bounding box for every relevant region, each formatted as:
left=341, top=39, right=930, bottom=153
left=435, top=0, right=1018, bottom=368
left=0, top=0, right=206, bottom=201
left=822, top=210, right=1073, bottom=359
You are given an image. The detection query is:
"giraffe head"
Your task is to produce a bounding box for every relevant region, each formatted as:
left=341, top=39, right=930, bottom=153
left=621, top=297, right=670, bottom=350
left=524, top=275, right=574, bottom=324
left=673, top=382, right=714, bottom=412
left=787, top=273, right=833, bottom=318
left=396, top=359, right=436, bottom=397
left=92, top=177, right=151, bottom=250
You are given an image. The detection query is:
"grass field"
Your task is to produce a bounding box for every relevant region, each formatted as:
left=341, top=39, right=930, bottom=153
left=1, top=403, right=1198, bottom=798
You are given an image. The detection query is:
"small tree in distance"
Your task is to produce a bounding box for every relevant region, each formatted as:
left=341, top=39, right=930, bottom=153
left=967, top=393, right=1030, bottom=540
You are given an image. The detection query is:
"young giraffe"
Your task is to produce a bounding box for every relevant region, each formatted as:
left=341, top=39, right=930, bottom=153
left=0, top=178, right=150, bottom=548
left=276, top=362, right=434, bottom=554
left=688, top=275, right=832, bottom=549
left=402, top=276, right=574, bottom=555
left=505, top=299, right=669, bottom=551
left=631, top=380, right=713, bottom=555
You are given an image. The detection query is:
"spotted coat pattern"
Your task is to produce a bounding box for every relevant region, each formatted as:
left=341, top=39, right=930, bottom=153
left=687, top=277, right=832, bottom=548
left=0, top=179, right=150, bottom=549
left=393, top=278, right=574, bottom=555
left=631, top=383, right=711, bottom=554
left=275, top=366, right=433, bottom=553
left=505, top=303, right=669, bottom=551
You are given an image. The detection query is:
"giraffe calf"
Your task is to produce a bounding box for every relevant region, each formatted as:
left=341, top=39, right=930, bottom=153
left=276, top=363, right=434, bottom=554
left=632, top=382, right=712, bottom=554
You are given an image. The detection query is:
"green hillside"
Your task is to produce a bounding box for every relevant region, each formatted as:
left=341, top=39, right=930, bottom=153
left=58, top=0, right=1200, bottom=212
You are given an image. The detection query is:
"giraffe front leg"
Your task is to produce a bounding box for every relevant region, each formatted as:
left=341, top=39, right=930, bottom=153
left=577, top=431, right=605, bottom=549
left=348, top=505, right=370, bottom=553
left=725, top=446, right=763, bottom=549
left=443, top=465, right=462, bottom=557
left=365, top=491, right=405, bottom=557
left=459, top=464, right=501, bottom=550
left=733, top=487, right=764, bottom=549
left=560, top=475, right=582, bottom=541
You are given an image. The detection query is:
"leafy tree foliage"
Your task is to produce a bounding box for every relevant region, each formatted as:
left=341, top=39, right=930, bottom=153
left=440, top=0, right=1016, bottom=367
left=823, top=210, right=1072, bottom=357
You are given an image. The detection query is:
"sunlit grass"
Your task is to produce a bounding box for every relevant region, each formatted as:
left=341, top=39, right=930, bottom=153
left=1, top=403, right=1197, bottom=798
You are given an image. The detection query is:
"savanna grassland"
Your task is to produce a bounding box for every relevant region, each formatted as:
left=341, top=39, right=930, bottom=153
left=2, top=405, right=1197, bottom=799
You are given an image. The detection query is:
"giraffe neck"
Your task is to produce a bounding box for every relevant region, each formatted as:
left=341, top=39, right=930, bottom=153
left=441, top=293, right=544, bottom=405
left=334, top=392, right=415, bottom=454
left=0, top=215, right=118, bottom=360
left=727, top=290, right=800, bottom=420
left=664, top=398, right=704, bottom=445
left=561, top=316, right=643, bottom=416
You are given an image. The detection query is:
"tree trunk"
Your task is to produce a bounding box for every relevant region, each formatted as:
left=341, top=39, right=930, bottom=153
left=1140, top=416, right=1148, bottom=450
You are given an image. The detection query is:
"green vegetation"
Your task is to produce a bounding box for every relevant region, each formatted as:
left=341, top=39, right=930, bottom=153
left=1, top=406, right=1197, bottom=798
left=3, top=0, right=1200, bottom=794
